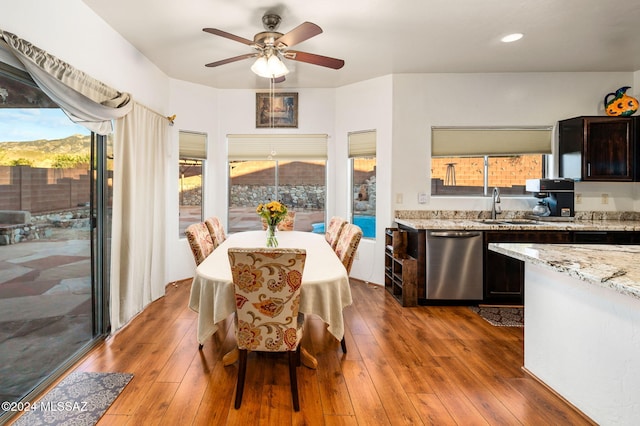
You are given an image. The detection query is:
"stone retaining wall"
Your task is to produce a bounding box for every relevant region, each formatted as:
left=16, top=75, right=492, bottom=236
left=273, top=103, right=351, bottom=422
left=0, top=207, right=90, bottom=245
left=230, top=185, right=326, bottom=209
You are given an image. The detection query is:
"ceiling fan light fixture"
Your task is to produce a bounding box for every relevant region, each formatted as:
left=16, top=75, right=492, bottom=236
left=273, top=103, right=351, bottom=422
left=267, top=54, right=289, bottom=77
left=251, top=56, right=269, bottom=77
left=251, top=54, right=289, bottom=78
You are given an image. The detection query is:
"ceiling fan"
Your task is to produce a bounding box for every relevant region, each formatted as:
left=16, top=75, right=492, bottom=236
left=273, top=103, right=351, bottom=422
left=203, top=14, right=345, bottom=81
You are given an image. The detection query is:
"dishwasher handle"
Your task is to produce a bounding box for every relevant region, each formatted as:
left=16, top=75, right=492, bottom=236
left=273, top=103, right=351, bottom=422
left=429, top=231, right=482, bottom=238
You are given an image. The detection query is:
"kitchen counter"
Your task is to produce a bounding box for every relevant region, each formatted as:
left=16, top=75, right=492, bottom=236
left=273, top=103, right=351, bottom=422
left=395, top=217, right=640, bottom=231
left=488, top=243, right=640, bottom=300
left=489, top=242, right=640, bottom=425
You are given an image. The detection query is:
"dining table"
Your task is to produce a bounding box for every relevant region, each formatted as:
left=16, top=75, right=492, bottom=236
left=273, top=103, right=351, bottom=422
left=188, top=230, right=353, bottom=368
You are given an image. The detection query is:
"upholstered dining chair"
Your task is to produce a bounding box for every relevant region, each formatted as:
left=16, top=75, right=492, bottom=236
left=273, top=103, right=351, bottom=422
left=333, top=223, right=363, bottom=354
left=325, top=216, right=347, bottom=249
left=185, top=222, right=215, bottom=266
left=261, top=210, right=296, bottom=231
left=228, top=247, right=307, bottom=411
left=205, top=216, right=226, bottom=248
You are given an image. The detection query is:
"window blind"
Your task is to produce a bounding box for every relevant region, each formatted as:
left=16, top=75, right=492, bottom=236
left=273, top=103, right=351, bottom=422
left=348, top=130, right=376, bottom=157
left=431, top=127, right=552, bottom=157
left=227, top=134, right=327, bottom=160
left=179, top=131, right=207, bottom=160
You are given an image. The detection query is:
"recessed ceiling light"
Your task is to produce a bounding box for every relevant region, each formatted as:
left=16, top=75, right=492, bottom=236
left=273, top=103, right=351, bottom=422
left=501, top=33, right=524, bottom=43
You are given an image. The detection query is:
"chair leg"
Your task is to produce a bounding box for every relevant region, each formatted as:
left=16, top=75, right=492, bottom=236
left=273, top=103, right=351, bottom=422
left=289, top=350, right=300, bottom=412
left=341, top=337, right=347, bottom=354
left=234, top=349, right=248, bottom=409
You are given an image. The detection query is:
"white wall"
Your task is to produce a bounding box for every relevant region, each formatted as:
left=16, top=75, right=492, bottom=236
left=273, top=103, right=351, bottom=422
left=335, top=76, right=393, bottom=284
left=525, top=263, right=640, bottom=425
left=390, top=72, right=639, bottom=213
left=167, top=78, right=219, bottom=282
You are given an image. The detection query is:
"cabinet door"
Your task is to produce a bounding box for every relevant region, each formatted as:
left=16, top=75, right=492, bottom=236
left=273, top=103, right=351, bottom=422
left=483, top=231, right=572, bottom=304
left=485, top=251, right=524, bottom=303
left=559, top=116, right=637, bottom=181
left=584, top=118, right=633, bottom=181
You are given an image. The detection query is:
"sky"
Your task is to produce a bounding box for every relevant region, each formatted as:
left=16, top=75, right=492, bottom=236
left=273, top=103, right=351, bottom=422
left=0, top=108, right=90, bottom=143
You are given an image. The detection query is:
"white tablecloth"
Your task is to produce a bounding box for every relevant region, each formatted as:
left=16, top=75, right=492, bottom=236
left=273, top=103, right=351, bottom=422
left=188, top=231, right=353, bottom=344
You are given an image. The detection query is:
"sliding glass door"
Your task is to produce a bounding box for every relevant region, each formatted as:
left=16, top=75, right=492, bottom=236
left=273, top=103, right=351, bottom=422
left=0, top=63, right=109, bottom=422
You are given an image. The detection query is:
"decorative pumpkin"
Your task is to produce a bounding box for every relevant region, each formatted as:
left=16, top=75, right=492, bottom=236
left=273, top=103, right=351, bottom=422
left=604, top=86, right=638, bottom=116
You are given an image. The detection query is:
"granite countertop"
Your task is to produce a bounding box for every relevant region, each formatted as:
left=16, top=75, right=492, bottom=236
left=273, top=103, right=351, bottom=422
left=488, top=243, right=640, bottom=300
left=394, top=217, right=640, bottom=231
left=394, top=210, right=640, bottom=231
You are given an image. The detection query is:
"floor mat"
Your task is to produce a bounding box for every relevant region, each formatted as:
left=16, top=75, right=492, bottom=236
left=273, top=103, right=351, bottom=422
left=10, top=371, right=133, bottom=425
left=470, top=306, right=524, bottom=327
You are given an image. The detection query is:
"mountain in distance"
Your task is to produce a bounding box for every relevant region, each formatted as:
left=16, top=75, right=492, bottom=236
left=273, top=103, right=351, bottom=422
left=0, top=134, right=91, bottom=166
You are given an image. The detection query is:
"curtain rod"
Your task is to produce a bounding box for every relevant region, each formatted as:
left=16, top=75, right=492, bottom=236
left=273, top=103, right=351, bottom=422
left=134, top=101, right=176, bottom=125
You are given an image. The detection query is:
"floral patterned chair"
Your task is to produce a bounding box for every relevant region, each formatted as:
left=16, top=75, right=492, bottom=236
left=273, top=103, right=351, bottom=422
left=228, top=247, right=307, bottom=411
left=325, top=216, right=347, bottom=249
left=333, top=223, right=363, bottom=354
left=185, top=222, right=215, bottom=266
left=261, top=210, right=296, bottom=231
left=204, top=216, right=226, bottom=248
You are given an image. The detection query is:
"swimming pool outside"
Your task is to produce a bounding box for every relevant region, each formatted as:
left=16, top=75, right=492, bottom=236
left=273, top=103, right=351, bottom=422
left=312, top=215, right=376, bottom=238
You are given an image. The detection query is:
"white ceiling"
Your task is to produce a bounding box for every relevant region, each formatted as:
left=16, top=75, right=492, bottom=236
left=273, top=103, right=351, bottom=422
left=82, top=0, right=640, bottom=90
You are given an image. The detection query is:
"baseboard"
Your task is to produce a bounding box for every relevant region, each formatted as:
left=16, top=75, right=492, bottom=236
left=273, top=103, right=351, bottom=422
left=521, top=367, right=597, bottom=425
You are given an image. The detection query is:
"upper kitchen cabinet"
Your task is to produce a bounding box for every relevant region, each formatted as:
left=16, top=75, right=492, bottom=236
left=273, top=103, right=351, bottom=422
left=558, top=116, right=639, bottom=181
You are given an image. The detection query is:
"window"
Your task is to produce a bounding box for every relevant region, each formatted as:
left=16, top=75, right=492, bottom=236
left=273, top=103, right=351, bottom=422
left=227, top=134, right=327, bottom=233
left=430, top=127, right=551, bottom=196
left=349, top=130, right=376, bottom=238
left=178, top=131, right=206, bottom=237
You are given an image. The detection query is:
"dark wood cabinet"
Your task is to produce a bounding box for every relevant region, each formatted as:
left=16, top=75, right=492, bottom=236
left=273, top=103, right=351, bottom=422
left=398, top=224, right=426, bottom=302
left=558, top=116, right=639, bottom=181
left=384, top=228, right=418, bottom=306
left=572, top=231, right=640, bottom=244
left=483, top=231, right=572, bottom=305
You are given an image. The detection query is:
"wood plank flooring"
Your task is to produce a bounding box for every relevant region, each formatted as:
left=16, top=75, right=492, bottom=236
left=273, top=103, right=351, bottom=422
left=17, top=278, right=595, bottom=425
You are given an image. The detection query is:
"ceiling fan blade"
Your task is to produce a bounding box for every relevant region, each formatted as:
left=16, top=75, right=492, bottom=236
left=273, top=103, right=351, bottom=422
left=203, top=28, right=255, bottom=46
left=205, top=53, right=257, bottom=67
left=284, top=50, right=345, bottom=70
left=272, top=76, right=286, bottom=84
left=275, top=22, right=322, bottom=48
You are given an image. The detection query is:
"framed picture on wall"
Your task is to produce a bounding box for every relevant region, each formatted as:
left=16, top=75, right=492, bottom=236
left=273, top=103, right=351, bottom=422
left=256, top=92, right=298, bottom=128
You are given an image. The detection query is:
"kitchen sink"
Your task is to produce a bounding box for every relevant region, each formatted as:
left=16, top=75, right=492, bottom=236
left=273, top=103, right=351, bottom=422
left=475, top=218, right=541, bottom=225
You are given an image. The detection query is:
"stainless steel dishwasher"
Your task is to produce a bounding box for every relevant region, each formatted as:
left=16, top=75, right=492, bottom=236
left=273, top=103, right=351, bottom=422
left=426, top=230, right=483, bottom=300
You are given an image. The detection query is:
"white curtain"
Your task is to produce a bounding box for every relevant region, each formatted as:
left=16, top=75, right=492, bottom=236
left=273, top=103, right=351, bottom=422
left=0, top=30, right=132, bottom=134
left=110, top=102, right=168, bottom=331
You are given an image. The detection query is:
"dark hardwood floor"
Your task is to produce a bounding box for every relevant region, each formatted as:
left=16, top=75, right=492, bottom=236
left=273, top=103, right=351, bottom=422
left=15, top=278, right=594, bottom=425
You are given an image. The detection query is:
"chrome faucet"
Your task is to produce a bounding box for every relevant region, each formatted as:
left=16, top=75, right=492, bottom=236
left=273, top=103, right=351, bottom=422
left=491, top=187, right=502, bottom=219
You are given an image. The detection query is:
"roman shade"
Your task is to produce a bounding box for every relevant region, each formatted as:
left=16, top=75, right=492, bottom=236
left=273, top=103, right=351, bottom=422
left=227, top=134, right=327, bottom=160
left=348, top=130, right=376, bottom=157
left=431, top=127, right=552, bottom=157
left=179, top=131, right=207, bottom=160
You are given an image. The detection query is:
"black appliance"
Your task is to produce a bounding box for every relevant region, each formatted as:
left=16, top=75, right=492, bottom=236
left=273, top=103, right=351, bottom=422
left=525, top=178, right=575, bottom=218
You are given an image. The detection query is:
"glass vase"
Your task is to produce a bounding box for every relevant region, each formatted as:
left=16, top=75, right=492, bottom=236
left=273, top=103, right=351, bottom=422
left=266, top=224, right=278, bottom=247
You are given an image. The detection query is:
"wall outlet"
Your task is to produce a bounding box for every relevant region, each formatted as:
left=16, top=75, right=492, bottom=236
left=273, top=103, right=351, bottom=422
left=418, top=192, right=428, bottom=204
left=396, top=193, right=403, bottom=204
left=601, top=193, right=609, bottom=204
left=575, top=193, right=582, bottom=204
